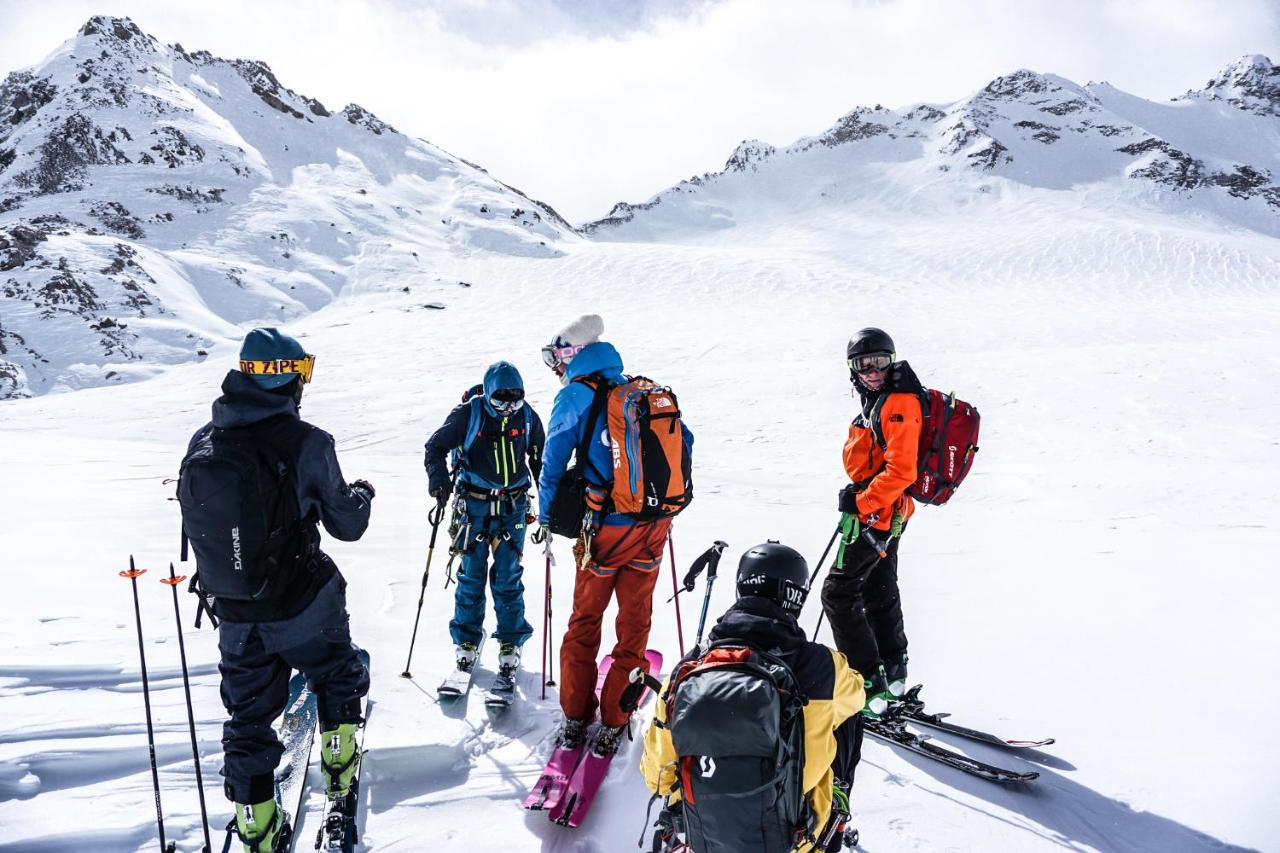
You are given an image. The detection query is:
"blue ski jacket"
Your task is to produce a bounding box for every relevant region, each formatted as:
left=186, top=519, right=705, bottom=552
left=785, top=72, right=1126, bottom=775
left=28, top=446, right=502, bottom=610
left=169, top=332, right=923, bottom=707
left=424, top=360, right=545, bottom=494
left=536, top=341, right=693, bottom=526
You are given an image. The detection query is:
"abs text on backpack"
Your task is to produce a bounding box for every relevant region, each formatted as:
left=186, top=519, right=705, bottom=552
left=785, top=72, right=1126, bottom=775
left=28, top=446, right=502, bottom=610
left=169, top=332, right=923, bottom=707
left=590, top=375, right=692, bottom=518
left=663, top=641, right=814, bottom=853
left=177, top=421, right=308, bottom=601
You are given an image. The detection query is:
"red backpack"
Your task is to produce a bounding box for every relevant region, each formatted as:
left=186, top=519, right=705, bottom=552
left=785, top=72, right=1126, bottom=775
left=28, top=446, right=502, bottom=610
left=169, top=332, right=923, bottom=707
left=908, top=389, right=980, bottom=506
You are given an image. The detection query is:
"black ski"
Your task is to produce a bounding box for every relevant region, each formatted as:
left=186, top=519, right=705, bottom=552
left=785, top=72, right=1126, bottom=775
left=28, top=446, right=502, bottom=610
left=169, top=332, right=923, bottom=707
left=892, top=685, right=1055, bottom=749
left=864, top=717, right=1039, bottom=783
left=484, top=668, right=516, bottom=710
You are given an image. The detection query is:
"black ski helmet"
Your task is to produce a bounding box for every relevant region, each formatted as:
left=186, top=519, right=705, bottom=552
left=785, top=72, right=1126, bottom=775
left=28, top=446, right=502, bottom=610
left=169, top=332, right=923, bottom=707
left=847, top=327, right=895, bottom=360
left=736, top=541, right=810, bottom=616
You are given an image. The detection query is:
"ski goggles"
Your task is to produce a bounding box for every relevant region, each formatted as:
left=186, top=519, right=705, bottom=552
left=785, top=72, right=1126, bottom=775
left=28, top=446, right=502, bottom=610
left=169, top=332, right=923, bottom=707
left=239, top=354, right=316, bottom=384
left=848, top=352, right=892, bottom=374
left=541, top=343, right=584, bottom=370
left=490, top=388, right=525, bottom=403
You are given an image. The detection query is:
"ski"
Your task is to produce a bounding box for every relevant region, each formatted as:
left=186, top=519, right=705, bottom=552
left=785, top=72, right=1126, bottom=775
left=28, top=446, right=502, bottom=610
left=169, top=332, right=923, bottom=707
left=522, top=657, right=615, bottom=812
left=437, top=637, right=486, bottom=698
left=223, top=669, right=317, bottom=852
left=550, top=649, right=664, bottom=829
left=484, top=668, right=516, bottom=709
left=314, top=652, right=371, bottom=853
left=892, top=685, right=1055, bottom=749
left=864, top=717, right=1038, bottom=783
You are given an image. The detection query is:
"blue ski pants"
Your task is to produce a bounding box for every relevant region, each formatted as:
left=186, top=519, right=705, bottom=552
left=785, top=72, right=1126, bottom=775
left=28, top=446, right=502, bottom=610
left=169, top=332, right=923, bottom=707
left=449, top=494, right=533, bottom=648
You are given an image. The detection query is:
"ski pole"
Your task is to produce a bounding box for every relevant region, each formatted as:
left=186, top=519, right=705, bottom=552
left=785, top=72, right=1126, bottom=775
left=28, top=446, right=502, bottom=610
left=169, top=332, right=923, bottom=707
left=402, top=499, right=446, bottom=679
left=541, top=538, right=556, bottom=700
left=811, top=521, right=845, bottom=639
left=693, top=542, right=729, bottom=649
left=667, top=531, right=685, bottom=657
left=160, top=563, right=211, bottom=853
left=120, top=556, right=173, bottom=853
left=807, top=523, right=842, bottom=588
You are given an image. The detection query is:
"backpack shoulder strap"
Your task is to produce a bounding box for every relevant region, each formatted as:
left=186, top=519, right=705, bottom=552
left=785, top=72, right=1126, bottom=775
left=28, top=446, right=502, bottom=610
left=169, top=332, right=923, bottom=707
left=572, top=374, right=612, bottom=484
left=459, top=397, right=486, bottom=457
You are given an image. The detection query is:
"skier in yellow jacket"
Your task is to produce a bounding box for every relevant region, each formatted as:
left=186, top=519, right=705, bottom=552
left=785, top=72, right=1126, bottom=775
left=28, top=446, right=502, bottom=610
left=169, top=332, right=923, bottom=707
left=640, top=542, right=864, bottom=853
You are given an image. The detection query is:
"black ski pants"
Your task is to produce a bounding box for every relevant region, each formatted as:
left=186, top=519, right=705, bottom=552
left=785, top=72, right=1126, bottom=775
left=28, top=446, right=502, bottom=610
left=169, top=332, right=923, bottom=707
left=217, top=573, right=369, bottom=803
left=820, top=526, right=908, bottom=683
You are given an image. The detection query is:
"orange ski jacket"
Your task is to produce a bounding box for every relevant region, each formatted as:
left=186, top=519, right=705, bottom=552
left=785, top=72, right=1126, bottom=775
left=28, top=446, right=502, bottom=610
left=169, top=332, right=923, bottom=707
left=844, top=390, right=923, bottom=531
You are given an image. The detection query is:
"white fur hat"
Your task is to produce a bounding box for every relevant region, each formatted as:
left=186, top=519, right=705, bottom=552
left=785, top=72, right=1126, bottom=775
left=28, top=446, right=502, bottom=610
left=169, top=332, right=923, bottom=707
left=552, top=314, right=604, bottom=349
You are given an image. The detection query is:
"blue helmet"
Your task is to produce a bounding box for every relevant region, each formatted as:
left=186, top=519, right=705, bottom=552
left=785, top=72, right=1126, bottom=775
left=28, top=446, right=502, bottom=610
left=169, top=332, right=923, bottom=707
left=238, top=328, right=314, bottom=390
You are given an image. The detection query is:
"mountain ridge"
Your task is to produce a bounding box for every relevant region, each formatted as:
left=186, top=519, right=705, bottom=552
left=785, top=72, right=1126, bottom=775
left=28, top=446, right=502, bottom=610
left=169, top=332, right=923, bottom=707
left=0, top=15, right=576, bottom=399
left=583, top=57, right=1280, bottom=237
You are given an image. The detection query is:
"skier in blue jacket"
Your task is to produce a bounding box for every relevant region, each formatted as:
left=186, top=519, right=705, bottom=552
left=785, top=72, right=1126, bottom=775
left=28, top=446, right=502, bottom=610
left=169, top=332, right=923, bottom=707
left=535, top=317, right=694, bottom=752
left=424, top=361, right=545, bottom=677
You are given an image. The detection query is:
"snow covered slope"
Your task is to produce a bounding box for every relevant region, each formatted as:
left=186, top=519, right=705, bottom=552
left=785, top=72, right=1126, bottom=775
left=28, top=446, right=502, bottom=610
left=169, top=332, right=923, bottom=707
left=0, top=16, right=575, bottom=400
left=584, top=56, right=1280, bottom=243
left=2, top=208, right=1277, bottom=852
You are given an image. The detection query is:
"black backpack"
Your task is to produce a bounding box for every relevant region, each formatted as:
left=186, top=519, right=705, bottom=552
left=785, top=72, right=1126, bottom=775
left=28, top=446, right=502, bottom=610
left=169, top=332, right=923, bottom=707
left=177, top=419, right=306, bottom=602
left=663, top=640, right=815, bottom=853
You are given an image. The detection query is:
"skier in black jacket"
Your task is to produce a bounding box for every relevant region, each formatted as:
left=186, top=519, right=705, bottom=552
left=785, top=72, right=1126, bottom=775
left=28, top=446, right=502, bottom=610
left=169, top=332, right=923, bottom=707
left=180, top=328, right=372, bottom=853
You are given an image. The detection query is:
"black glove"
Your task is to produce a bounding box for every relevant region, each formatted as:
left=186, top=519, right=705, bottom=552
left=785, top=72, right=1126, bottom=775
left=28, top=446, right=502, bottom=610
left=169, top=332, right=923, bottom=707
left=352, top=479, right=376, bottom=499
left=531, top=524, right=549, bottom=545
left=430, top=482, right=452, bottom=504
left=838, top=484, right=861, bottom=515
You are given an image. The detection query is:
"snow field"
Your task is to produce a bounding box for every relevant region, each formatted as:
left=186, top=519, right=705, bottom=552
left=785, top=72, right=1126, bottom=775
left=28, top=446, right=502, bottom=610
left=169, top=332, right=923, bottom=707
left=2, top=209, right=1279, bottom=851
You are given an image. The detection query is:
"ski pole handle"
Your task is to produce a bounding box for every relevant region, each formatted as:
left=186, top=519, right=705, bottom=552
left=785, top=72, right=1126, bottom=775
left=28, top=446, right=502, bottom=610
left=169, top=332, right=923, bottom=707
left=670, top=540, right=728, bottom=601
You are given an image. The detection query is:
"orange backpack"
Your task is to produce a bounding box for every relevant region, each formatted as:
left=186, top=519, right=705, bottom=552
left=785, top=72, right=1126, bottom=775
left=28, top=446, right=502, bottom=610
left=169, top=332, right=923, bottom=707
left=586, top=375, right=693, bottom=518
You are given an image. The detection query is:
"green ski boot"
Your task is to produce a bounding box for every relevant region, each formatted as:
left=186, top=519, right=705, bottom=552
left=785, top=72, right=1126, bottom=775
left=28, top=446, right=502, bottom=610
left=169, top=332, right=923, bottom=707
left=320, top=722, right=361, bottom=798
left=234, top=797, right=283, bottom=853
left=885, top=652, right=909, bottom=699
left=862, top=664, right=895, bottom=720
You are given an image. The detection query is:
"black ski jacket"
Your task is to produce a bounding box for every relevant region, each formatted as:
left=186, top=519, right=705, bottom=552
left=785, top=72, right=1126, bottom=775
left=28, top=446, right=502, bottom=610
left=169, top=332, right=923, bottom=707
left=186, top=371, right=372, bottom=621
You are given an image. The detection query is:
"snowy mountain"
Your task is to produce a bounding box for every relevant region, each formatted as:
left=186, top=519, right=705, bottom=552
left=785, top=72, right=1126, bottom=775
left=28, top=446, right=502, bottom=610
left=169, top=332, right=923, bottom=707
left=584, top=56, right=1280, bottom=241
left=0, top=28, right=1276, bottom=853
left=0, top=16, right=576, bottom=400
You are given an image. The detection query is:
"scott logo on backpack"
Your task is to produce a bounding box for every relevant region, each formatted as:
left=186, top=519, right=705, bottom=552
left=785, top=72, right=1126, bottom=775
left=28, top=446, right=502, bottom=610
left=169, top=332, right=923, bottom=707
left=662, top=642, right=815, bottom=853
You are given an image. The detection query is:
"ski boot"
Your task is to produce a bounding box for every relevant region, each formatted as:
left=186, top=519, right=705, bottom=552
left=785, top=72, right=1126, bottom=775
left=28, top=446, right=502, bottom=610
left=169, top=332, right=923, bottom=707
left=455, top=642, right=479, bottom=672
left=885, top=652, right=909, bottom=699
left=233, top=797, right=285, bottom=853
left=557, top=717, right=589, bottom=750
left=591, top=723, right=628, bottom=757
left=320, top=722, right=361, bottom=799
left=498, top=641, right=521, bottom=676
left=862, top=664, right=895, bottom=720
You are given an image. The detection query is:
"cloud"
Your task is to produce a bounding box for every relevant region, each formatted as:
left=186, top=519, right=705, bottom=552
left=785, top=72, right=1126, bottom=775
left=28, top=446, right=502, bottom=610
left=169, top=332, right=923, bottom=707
left=3, top=0, right=1277, bottom=222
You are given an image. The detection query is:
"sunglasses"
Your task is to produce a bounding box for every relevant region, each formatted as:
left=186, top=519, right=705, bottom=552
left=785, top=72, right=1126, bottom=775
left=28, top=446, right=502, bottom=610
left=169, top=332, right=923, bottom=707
left=490, top=388, right=525, bottom=403
left=239, top=354, right=316, bottom=384
left=541, top=343, right=584, bottom=369
left=848, top=353, right=892, bottom=374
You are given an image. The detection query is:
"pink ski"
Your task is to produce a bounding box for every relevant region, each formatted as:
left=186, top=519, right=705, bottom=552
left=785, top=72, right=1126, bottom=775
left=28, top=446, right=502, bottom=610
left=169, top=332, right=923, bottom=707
left=549, top=649, right=663, bottom=828
left=522, top=656, right=615, bottom=811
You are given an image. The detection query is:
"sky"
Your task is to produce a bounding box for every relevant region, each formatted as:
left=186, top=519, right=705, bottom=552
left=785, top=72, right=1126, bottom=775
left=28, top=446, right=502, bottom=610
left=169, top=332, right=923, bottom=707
left=2, top=0, right=1278, bottom=223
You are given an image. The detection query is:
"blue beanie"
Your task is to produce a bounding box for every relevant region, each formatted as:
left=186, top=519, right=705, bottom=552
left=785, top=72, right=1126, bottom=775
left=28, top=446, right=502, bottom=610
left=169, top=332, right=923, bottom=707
left=239, top=328, right=307, bottom=389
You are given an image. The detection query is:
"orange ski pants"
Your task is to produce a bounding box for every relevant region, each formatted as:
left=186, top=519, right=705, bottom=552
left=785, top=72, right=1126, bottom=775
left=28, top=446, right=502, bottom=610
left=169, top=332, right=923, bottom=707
left=559, top=517, right=671, bottom=727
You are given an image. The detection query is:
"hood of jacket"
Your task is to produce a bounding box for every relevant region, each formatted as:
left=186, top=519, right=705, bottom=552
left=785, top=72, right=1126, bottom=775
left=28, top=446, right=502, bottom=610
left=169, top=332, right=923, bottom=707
left=481, top=360, right=524, bottom=418
left=564, top=341, right=624, bottom=383
left=707, top=596, right=808, bottom=656
left=211, top=370, right=299, bottom=429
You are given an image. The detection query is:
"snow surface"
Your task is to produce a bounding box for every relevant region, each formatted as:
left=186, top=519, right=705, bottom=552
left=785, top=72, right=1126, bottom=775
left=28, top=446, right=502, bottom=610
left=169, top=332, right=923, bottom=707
left=3, top=200, right=1278, bottom=851
left=2, top=18, right=1278, bottom=853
